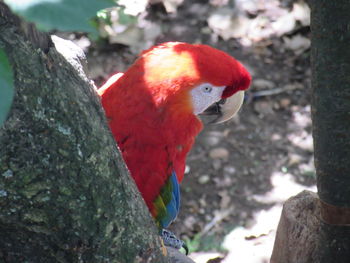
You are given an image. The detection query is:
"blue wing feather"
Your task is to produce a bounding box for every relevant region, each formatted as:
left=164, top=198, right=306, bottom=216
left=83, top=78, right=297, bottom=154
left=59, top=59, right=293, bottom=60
left=159, top=171, right=181, bottom=228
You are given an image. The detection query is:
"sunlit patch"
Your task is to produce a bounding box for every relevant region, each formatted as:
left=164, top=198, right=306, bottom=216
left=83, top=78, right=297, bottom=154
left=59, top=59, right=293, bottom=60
left=292, top=105, right=312, bottom=128
left=143, top=44, right=199, bottom=86
left=287, top=106, right=313, bottom=152
left=221, top=206, right=281, bottom=263
left=253, top=172, right=316, bottom=204
left=207, top=0, right=310, bottom=47
left=5, top=0, right=60, bottom=11
left=288, top=131, right=313, bottom=152
left=189, top=252, right=224, bottom=263
left=219, top=172, right=316, bottom=263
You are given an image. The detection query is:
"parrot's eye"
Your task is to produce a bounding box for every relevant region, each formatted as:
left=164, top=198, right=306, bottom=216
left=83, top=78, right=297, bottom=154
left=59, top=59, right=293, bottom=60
left=190, top=83, right=225, bottom=115
left=202, top=85, right=213, bottom=93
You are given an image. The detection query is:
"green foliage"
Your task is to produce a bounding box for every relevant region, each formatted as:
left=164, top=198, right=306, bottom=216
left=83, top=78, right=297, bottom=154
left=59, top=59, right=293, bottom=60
left=96, top=6, right=136, bottom=26
left=5, top=0, right=116, bottom=33
left=199, top=234, right=226, bottom=252
left=184, top=233, right=227, bottom=253
left=0, top=48, right=14, bottom=126
left=117, top=7, right=137, bottom=25
left=184, top=234, right=201, bottom=253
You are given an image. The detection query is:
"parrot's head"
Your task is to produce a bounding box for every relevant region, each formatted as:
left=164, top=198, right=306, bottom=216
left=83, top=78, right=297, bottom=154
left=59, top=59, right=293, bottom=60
left=136, top=42, right=251, bottom=124
left=98, top=42, right=252, bottom=187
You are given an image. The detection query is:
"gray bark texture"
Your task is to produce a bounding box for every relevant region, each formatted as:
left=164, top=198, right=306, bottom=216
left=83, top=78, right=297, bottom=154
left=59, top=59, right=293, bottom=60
left=309, top=1, right=350, bottom=261
left=271, top=1, right=350, bottom=262
left=270, top=191, right=321, bottom=263
left=270, top=191, right=350, bottom=263
left=310, top=0, right=350, bottom=208
left=0, top=2, right=170, bottom=262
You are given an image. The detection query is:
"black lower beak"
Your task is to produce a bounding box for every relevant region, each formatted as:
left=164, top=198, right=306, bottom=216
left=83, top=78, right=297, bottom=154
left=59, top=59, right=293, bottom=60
left=199, top=99, right=225, bottom=124
left=199, top=91, right=245, bottom=124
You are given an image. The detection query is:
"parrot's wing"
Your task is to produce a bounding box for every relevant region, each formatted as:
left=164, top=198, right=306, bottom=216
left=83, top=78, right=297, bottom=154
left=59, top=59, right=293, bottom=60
left=153, top=171, right=180, bottom=229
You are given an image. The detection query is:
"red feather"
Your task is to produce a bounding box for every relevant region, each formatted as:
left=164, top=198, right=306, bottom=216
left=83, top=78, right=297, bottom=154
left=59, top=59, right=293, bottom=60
left=98, top=42, right=250, bottom=218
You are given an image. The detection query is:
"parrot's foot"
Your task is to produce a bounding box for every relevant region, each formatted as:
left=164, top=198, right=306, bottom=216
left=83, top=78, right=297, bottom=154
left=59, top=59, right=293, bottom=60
left=161, top=229, right=189, bottom=255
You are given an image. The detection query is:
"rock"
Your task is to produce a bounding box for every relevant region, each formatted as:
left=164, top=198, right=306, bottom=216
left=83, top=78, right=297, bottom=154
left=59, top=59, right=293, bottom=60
left=292, top=1, right=310, bottom=27
left=254, top=100, right=274, bottom=115
left=222, top=128, right=231, bottom=137
left=198, top=175, right=210, bottom=184
left=200, top=26, right=212, bottom=34
left=184, top=165, right=190, bottom=174
left=209, top=147, right=229, bottom=159
left=253, top=78, right=275, bottom=90
left=283, top=34, right=311, bottom=55
left=162, top=0, right=185, bottom=13
left=279, top=98, right=291, bottom=109
left=184, top=215, right=196, bottom=229
left=212, top=159, right=222, bottom=170
left=198, top=208, right=205, bottom=215
left=202, top=131, right=223, bottom=147
left=188, top=3, right=209, bottom=17
left=207, top=8, right=251, bottom=40
left=223, top=165, right=236, bottom=175
left=213, top=176, right=233, bottom=188
left=199, top=196, right=207, bottom=207
left=271, top=13, right=296, bottom=36
left=288, top=153, right=303, bottom=166
left=288, top=132, right=314, bottom=152
left=209, top=0, right=229, bottom=6
left=271, top=133, right=282, bottom=141
left=218, top=190, right=231, bottom=209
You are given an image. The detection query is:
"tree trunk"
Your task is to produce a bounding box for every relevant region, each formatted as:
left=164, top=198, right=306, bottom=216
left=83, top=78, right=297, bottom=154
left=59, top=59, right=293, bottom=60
left=271, top=1, right=350, bottom=262
left=270, top=191, right=321, bottom=263
left=310, top=1, right=350, bottom=261
left=310, top=0, right=350, bottom=212
left=0, top=2, right=168, bottom=262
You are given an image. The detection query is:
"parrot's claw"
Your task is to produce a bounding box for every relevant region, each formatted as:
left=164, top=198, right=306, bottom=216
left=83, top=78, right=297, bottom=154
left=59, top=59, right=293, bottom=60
left=161, top=229, right=189, bottom=255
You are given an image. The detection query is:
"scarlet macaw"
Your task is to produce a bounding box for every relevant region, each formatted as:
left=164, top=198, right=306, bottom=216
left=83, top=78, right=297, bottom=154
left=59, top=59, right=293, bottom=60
left=98, top=42, right=251, bottom=251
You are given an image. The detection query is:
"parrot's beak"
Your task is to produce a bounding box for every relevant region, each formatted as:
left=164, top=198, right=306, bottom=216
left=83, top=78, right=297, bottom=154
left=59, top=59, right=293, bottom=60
left=200, top=91, right=245, bottom=124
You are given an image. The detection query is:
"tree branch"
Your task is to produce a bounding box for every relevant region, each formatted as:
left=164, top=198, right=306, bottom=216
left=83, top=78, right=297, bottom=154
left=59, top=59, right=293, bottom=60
left=0, top=2, right=169, bottom=262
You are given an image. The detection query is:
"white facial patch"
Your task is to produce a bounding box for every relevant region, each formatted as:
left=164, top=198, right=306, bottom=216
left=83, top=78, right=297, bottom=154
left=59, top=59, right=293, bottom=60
left=190, top=83, right=225, bottom=115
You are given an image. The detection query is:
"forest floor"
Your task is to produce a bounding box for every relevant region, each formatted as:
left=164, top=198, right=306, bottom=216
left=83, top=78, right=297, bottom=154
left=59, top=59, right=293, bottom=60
left=82, top=0, right=315, bottom=262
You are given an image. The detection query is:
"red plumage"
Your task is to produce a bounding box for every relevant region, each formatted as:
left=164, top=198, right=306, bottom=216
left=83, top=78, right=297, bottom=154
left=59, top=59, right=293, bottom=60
left=98, top=42, right=250, bottom=219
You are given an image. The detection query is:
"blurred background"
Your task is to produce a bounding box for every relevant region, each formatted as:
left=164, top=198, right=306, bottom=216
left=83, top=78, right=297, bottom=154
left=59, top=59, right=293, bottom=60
left=66, top=0, right=314, bottom=262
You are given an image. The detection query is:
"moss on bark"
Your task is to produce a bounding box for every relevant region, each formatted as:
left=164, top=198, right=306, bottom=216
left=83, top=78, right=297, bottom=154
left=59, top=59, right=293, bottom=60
left=0, top=3, right=168, bottom=262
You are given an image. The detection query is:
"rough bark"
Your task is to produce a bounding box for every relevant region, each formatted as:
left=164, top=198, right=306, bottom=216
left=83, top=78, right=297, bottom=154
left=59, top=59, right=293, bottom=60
left=310, top=0, right=350, bottom=209
left=0, top=2, right=169, bottom=262
left=270, top=191, right=321, bottom=263
left=272, top=1, right=350, bottom=262
left=270, top=191, right=350, bottom=263
left=309, top=1, right=350, bottom=261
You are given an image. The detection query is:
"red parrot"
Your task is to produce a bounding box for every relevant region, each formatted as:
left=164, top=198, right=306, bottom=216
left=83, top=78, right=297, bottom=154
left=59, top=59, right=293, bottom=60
left=98, top=42, right=251, bottom=250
